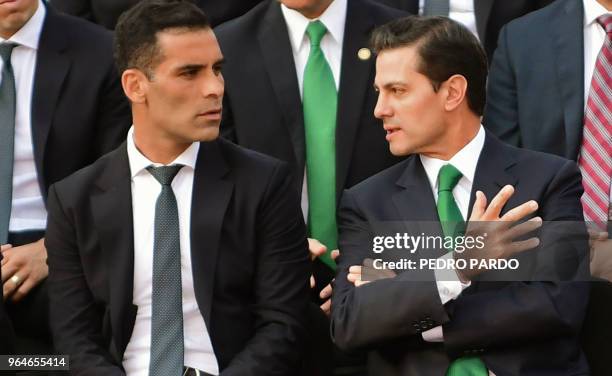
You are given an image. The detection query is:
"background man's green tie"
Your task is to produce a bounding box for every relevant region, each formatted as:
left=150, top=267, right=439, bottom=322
left=303, top=20, right=337, bottom=269
left=437, top=164, right=487, bottom=376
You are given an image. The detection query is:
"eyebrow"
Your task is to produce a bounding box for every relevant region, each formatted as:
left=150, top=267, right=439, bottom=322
left=176, top=58, right=225, bottom=72
left=373, top=81, right=406, bottom=90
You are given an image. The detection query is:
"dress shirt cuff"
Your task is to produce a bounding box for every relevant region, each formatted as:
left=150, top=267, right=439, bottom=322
left=434, top=253, right=471, bottom=305
left=422, top=325, right=444, bottom=342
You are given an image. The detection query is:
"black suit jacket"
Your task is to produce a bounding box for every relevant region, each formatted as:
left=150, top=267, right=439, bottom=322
left=32, top=4, right=131, bottom=201
left=45, top=138, right=310, bottom=375
left=375, top=0, right=554, bottom=61
left=49, top=0, right=265, bottom=29
left=331, top=133, right=590, bottom=375
left=484, top=0, right=583, bottom=161
left=215, top=0, right=406, bottom=204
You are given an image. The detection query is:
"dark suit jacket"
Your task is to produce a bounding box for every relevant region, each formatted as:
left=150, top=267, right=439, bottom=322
left=32, top=4, right=131, bottom=202
left=375, top=0, right=554, bottom=61
left=484, top=0, right=583, bottom=161
left=45, top=138, right=310, bottom=375
left=49, top=0, right=265, bottom=29
left=331, top=133, right=590, bottom=375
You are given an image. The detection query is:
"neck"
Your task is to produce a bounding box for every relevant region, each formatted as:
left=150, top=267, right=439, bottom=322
left=422, top=115, right=481, bottom=161
left=0, top=1, right=38, bottom=39
left=297, top=0, right=333, bottom=19
left=133, top=124, right=191, bottom=165
left=596, top=0, right=612, bottom=11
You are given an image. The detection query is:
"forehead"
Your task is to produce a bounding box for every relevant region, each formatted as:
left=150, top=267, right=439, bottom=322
left=374, top=45, right=422, bottom=84
left=155, top=28, right=222, bottom=66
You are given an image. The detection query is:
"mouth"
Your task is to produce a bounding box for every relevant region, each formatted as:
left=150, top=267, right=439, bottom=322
left=198, top=108, right=222, bottom=121
left=384, top=126, right=401, bottom=140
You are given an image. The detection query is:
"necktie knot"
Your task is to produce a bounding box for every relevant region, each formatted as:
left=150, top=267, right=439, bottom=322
left=598, top=14, right=612, bottom=34
left=438, top=164, right=463, bottom=193
left=0, top=43, right=17, bottom=66
left=147, top=165, right=184, bottom=186
left=306, top=21, right=327, bottom=47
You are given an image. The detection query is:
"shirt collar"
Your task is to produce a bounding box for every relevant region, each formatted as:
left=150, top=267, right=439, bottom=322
left=420, top=125, right=486, bottom=192
left=126, top=126, right=200, bottom=179
left=0, top=0, right=46, bottom=50
left=280, top=0, right=347, bottom=54
left=583, top=0, right=611, bottom=28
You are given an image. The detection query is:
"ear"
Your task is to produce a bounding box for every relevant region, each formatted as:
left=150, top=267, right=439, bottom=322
left=121, top=68, right=149, bottom=104
left=440, top=74, right=468, bottom=112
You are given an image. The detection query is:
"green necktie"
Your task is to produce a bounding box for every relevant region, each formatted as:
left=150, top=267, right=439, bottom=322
left=437, top=164, right=487, bottom=376
left=303, top=21, right=337, bottom=269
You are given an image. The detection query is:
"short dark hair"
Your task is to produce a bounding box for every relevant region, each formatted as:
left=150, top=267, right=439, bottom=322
left=371, top=16, right=487, bottom=116
left=114, top=0, right=210, bottom=78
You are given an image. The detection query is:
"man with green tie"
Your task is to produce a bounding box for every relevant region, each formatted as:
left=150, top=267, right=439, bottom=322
left=330, top=15, right=590, bottom=375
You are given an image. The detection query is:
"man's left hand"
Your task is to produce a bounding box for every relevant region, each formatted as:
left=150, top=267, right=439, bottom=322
left=1, top=238, right=48, bottom=302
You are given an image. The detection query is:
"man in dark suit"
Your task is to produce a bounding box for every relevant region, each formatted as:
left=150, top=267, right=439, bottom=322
left=331, top=16, right=589, bottom=375
left=0, top=0, right=130, bottom=356
left=45, top=1, right=310, bottom=374
left=483, top=0, right=612, bottom=372
left=215, top=0, right=405, bottom=303
left=374, top=0, right=554, bottom=61
left=215, top=1, right=406, bottom=374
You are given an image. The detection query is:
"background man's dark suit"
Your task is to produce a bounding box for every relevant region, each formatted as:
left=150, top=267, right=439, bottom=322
left=374, top=0, right=554, bottom=61
left=2, top=3, right=130, bottom=357
left=27, top=5, right=130, bottom=201
left=331, top=133, right=589, bottom=375
left=45, top=138, right=310, bottom=375
left=215, top=0, right=406, bottom=285
left=484, top=0, right=584, bottom=161
left=50, top=0, right=265, bottom=29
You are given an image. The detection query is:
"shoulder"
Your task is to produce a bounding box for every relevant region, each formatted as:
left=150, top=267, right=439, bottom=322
left=214, top=137, right=291, bottom=178
left=501, top=0, right=569, bottom=37
left=344, top=157, right=412, bottom=202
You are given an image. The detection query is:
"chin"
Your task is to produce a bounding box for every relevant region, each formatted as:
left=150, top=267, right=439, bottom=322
left=195, top=127, right=220, bottom=142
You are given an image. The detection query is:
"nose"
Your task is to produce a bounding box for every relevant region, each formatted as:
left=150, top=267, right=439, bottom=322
left=374, top=92, right=391, bottom=120
left=203, top=71, right=224, bottom=98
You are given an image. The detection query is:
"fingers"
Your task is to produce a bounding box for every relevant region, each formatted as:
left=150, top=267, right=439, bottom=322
left=308, top=238, right=327, bottom=261
left=310, top=275, right=315, bottom=289
left=347, top=265, right=362, bottom=284
left=1, top=244, right=12, bottom=252
left=503, top=216, right=543, bottom=242
left=469, top=191, right=487, bottom=221
left=10, top=277, right=35, bottom=303
left=320, top=299, right=331, bottom=316
left=319, top=282, right=333, bottom=300
left=1, top=260, right=19, bottom=284
left=588, top=228, right=609, bottom=242
left=331, top=249, right=340, bottom=261
left=506, top=237, right=540, bottom=257
left=483, top=185, right=515, bottom=220
left=500, top=200, right=538, bottom=222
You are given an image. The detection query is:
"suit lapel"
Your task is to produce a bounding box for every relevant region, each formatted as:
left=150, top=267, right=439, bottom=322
left=90, top=143, right=137, bottom=358
left=391, top=156, right=446, bottom=259
left=468, top=133, right=518, bottom=218
left=31, top=7, right=71, bottom=196
left=550, top=0, right=584, bottom=160
left=256, top=2, right=306, bottom=174
left=190, top=140, right=233, bottom=330
left=474, top=0, right=495, bottom=44
left=335, top=0, right=377, bottom=199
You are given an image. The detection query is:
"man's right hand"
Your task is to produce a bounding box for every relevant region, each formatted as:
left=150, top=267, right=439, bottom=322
left=455, top=185, right=543, bottom=282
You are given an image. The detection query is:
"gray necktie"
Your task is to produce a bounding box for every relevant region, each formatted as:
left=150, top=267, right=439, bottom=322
left=146, top=165, right=185, bottom=376
left=0, top=43, right=17, bottom=245
left=424, top=0, right=450, bottom=16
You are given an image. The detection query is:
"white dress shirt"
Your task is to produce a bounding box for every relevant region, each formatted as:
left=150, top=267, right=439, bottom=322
left=122, top=128, right=219, bottom=376
left=0, top=0, right=47, bottom=232
left=280, top=0, right=347, bottom=222
left=419, top=0, right=480, bottom=40
left=582, top=0, right=612, bottom=205
left=419, top=126, right=485, bottom=342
